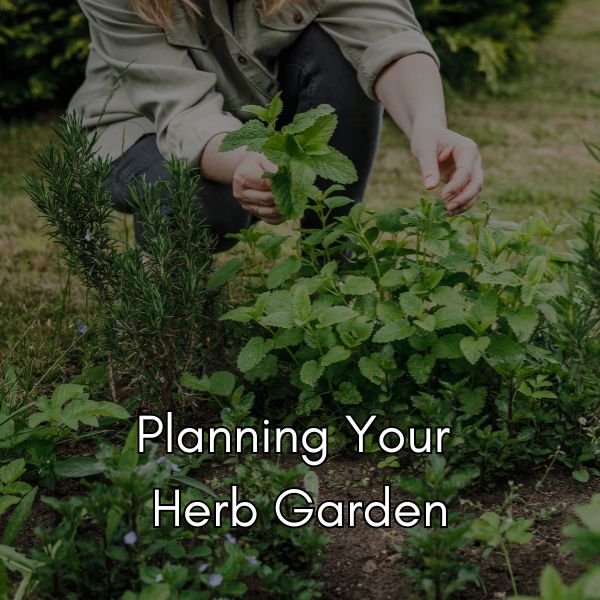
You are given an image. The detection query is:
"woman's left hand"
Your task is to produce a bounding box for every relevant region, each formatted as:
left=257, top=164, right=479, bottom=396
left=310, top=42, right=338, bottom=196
left=410, top=119, right=484, bottom=216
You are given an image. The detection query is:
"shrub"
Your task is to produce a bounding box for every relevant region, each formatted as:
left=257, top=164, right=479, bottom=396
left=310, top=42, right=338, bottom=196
left=0, top=0, right=89, bottom=113
left=412, top=0, right=567, bottom=90
left=0, top=0, right=567, bottom=114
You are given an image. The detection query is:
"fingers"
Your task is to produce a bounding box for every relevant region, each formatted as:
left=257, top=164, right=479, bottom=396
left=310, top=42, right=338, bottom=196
left=414, top=141, right=441, bottom=190
left=442, top=140, right=480, bottom=201
left=242, top=189, right=275, bottom=206
left=447, top=170, right=483, bottom=216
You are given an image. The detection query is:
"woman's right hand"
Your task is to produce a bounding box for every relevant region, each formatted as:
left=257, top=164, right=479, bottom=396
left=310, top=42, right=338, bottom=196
left=232, top=153, right=286, bottom=225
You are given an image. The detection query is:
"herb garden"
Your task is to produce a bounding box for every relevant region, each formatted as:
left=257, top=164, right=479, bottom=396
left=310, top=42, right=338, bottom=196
left=1, top=1, right=599, bottom=599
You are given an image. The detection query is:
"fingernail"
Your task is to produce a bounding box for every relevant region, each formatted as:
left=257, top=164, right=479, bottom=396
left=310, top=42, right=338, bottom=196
left=425, top=176, right=436, bottom=188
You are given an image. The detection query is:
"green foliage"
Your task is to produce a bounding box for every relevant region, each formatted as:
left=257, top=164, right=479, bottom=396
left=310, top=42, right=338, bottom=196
left=225, top=150, right=573, bottom=479
left=412, top=0, right=567, bottom=90
left=395, top=455, right=479, bottom=600
left=26, top=115, right=219, bottom=411
left=0, top=0, right=89, bottom=112
left=0, top=425, right=325, bottom=599
left=221, top=93, right=357, bottom=220
left=469, top=484, right=534, bottom=596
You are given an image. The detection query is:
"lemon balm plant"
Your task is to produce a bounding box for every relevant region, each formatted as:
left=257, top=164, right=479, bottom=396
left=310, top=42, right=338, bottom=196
left=218, top=96, right=578, bottom=476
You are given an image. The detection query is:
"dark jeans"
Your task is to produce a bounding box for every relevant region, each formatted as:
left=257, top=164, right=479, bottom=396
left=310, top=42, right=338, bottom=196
left=106, top=24, right=383, bottom=252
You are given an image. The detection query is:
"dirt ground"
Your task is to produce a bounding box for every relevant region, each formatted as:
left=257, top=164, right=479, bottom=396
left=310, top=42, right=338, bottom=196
left=317, top=460, right=600, bottom=600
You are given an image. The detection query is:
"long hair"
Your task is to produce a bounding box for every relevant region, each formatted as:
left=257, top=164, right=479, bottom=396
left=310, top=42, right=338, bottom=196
left=131, top=0, right=295, bottom=30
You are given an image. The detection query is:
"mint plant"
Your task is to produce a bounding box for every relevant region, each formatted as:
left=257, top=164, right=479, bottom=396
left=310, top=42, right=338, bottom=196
left=220, top=92, right=357, bottom=219
left=395, top=455, right=479, bottom=600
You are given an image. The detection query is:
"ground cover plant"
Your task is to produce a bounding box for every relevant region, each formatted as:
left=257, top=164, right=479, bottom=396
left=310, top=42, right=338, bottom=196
left=0, top=2, right=599, bottom=596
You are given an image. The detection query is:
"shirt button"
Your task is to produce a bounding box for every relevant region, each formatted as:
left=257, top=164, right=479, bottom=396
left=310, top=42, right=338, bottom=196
left=293, top=11, right=303, bottom=24
left=237, top=55, right=248, bottom=65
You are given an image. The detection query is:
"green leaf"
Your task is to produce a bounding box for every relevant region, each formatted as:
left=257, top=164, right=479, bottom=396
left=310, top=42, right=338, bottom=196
left=51, top=384, right=87, bottom=408
left=206, top=258, right=242, bottom=292
left=271, top=170, right=304, bottom=219
left=296, top=391, right=322, bottom=416
left=54, top=457, right=105, bottom=478
left=379, top=270, right=405, bottom=289
left=0, top=460, right=25, bottom=486
left=180, top=372, right=210, bottom=392
left=407, top=353, right=435, bottom=384
left=486, top=334, right=524, bottom=367
left=259, top=310, right=297, bottom=329
left=209, top=372, right=236, bottom=398
left=237, top=337, right=274, bottom=373
left=432, top=334, right=463, bottom=359
left=302, top=114, right=338, bottom=152
left=358, top=355, right=385, bottom=385
left=300, top=360, right=324, bottom=388
left=139, top=584, right=171, bottom=600
left=460, top=336, right=490, bottom=365
left=526, top=256, right=547, bottom=284
left=312, top=147, right=358, bottom=184
left=340, top=276, right=376, bottom=296
left=267, top=257, right=302, bottom=289
left=321, top=346, right=351, bottom=367
left=290, top=158, right=317, bottom=207
left=120, top=423, right=140, bottom=470
left=318, top=306, right=357, bottom=327
left=334, top=382, right=362, bottom=405
left=219, top=306, right=253, bottom=323
left=282, top=104, right=335, bottom=135
left=400, top=293, right=424, bottom=318
left=220, top=120, right=270, bottom=152
left=0, top=497, right=20, bottom=520
left=470, top=291, right=498, bottom=330
left=539, top=566, right=566, bottom=599
left=573, top=469, right=590, bottom=483
left=303, top=471, right=319, bottom=501
left=502, top=306, right=538, bottom=342
left=373, top=320, right=414, bottom=343
left=434, top=304, right=465, bottom=329
left=3, top=487, right=37, bottom=545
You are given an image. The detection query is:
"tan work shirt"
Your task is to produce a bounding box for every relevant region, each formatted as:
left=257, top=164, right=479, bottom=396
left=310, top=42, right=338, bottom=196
left=69, top=0, right=439, bottom=165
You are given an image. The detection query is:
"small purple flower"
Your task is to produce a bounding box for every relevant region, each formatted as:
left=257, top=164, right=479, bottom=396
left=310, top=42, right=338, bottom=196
left=84, top=229, right=93, bottom=243
left=123, top=531, right=137, bottom=546
left=207, top=573, right=223, bottom=588
left=245, top=555, right=258, bottom=566
left=197, top=563, right=209, bottom=573
left=225, top=533, right=236, bottom=544
left=75, top=319, right=88, bottom=335
left=157, top=456, right=181, bottom=473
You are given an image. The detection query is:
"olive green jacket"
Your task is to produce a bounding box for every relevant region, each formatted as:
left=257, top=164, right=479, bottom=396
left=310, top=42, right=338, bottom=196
left=69, top=0, right=438, bottom=165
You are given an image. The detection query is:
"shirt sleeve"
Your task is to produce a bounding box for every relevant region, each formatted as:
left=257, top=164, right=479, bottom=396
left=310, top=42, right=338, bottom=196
left=314, top=0, right=439, bottom=101
left=77, top=0, right=242, bottom=166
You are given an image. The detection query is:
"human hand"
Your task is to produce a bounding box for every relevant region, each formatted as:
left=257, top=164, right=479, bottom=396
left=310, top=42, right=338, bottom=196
left=410, top=120, right=484, bottom=216
left=232, top=153, right=285, bottom=225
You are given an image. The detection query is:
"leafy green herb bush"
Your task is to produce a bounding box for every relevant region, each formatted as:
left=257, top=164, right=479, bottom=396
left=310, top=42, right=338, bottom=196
left=26, top=116, right=219, bottom=412
left=220, top=96, right=573, bottom=476
left=395, top=455, right=479, bottom=600
left=0, top=425, right=325, bottom=599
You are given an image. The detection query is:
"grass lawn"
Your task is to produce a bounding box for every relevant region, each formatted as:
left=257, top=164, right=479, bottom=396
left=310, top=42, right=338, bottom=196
left=1, top=0, right=599, bottom=369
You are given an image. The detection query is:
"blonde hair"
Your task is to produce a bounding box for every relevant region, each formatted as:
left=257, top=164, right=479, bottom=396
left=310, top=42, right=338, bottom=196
left=131, top=0, right=296, bottom=30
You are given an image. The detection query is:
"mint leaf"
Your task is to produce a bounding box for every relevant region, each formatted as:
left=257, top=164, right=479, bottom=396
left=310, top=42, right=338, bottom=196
left=238, top=337, right=274, bottom=373
left=312, top=147, right=358, bottom=184
left=220, top=120, right=270, bottom=153
left=282, top=104, right=335, bottom=135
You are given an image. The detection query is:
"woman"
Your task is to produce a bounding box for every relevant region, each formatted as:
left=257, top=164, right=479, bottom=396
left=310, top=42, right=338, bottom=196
left=70, top=0, right=483, bottom=250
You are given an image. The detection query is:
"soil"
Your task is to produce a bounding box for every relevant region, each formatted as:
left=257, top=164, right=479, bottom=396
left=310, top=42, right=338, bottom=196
left=316, top=459, right=600, bottom=600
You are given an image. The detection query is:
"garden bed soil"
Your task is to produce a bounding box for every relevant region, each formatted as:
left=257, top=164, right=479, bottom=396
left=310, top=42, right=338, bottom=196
left=316, top=460, right=600, bottom=600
